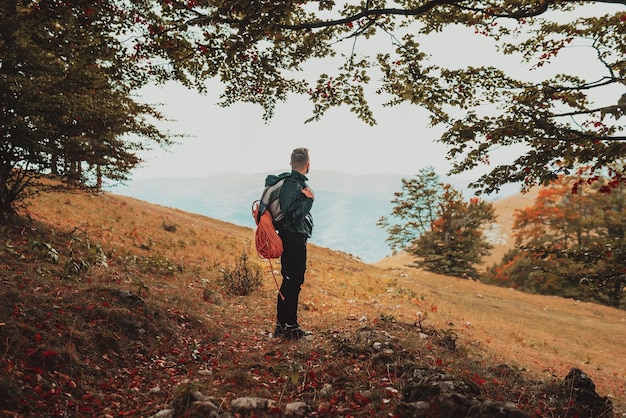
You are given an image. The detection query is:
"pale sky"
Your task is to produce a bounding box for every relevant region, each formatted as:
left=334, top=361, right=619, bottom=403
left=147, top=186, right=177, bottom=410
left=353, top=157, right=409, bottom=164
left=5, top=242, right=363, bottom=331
left=128, top=5, right=618, bottom=186
left=135, top=82, right=457, bottom=178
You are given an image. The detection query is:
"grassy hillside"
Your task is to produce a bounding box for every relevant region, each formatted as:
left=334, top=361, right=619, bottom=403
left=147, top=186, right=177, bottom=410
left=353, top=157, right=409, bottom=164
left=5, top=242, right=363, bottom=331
left=0, top=187, right=623, bottom=417
left=480, top=188, right=540, bottom=268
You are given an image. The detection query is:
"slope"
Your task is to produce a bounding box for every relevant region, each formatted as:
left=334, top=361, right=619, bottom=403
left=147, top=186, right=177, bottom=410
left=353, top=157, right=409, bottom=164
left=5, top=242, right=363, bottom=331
left=0, top=187, right=623, bottom=417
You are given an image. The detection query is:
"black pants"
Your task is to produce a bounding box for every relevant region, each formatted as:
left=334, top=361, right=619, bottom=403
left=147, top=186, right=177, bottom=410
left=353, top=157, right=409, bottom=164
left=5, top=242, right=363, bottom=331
left=276, top=230, right=307, bottom=326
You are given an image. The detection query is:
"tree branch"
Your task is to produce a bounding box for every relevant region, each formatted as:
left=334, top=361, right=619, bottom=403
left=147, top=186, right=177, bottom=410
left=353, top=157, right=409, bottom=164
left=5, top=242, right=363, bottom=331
left=553, top=104, right=624, bottom=118
left=279, top=0, right=465, bottom=30
left=182, top=0, right=577, bottom=32
left=558, top=128, right=626, bottom=142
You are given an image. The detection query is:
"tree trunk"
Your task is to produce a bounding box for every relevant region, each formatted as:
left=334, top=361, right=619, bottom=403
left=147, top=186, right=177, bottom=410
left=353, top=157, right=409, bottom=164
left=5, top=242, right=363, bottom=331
left=0, top=184, right=18, bottom=225
left=96, top=164, right=102, bottom=191
left=610, top=276, right=624, bottom=309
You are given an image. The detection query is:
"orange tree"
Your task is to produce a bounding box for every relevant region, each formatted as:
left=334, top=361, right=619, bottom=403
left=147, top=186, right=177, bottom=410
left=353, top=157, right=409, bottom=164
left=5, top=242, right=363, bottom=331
left=2, top=1, right=625, bottom=222
left=379, top=167, right=496, bottom=278
left=485, top=172, right=626, bottom=307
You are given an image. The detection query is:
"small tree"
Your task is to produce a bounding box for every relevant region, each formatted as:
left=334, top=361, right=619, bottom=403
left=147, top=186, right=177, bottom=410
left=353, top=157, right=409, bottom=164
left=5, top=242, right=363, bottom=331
left=378, top=167, right=442, bottom=251
left=379, top=167, right=496, bottom=278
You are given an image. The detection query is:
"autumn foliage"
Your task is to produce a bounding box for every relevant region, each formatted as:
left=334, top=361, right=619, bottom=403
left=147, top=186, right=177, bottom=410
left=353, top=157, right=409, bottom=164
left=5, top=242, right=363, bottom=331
left=379, top=167, right=496, bottom=279
left=484, top=173, right=626, bottom=308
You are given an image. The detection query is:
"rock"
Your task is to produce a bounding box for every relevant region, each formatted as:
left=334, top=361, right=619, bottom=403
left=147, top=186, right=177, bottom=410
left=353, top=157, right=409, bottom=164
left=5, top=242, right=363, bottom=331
left=284, top=401, right=310, bottom=416
left=396, top=367, right=530, bottom=418
left=402, top=368, right=481, bottom=402
left=564, top=367, right=596, bottom=392
left=231, top=396, right=269, bottom=412
left=186, top=400, right=220, bottom=416
left=467, top=400, right=529, bottom=418
left=558, top=368, right=613, bottom=418
left=437, top=393, right=482, bottom=417
left=525, top=367, right=614, bottom=418
left=394, top=401, right=429, bottom=417
left=148, top=409, right=174, bottom=418
left=190, top=391, right=205, bottom=402
left=319, top=383, right=333, bottom=397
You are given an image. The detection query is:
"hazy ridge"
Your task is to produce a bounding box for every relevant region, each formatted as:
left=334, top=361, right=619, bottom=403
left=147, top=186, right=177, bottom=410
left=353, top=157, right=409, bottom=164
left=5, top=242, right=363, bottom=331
left=108, top=170, right=517, bottom=263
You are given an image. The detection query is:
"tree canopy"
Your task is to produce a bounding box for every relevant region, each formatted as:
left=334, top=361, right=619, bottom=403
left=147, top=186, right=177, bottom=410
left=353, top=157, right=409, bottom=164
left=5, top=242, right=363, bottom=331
left=378, top=167, right=496, bottom=278
left=0, top=1, right=175, bottom=222
left=126, top=0, right=625, bottom=194
left=485, top=172, right=625, bottom=307
left=1, top=0, right=625, bottom=222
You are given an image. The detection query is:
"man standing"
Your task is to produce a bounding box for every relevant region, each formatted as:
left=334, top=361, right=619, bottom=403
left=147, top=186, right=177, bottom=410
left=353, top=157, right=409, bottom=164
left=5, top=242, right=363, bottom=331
left=274, top=147, right=314, bottom=340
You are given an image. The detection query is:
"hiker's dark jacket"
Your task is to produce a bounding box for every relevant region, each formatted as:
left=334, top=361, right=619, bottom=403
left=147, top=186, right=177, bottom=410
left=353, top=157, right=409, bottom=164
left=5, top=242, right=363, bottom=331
left=266, top=170, right=313, bottom=238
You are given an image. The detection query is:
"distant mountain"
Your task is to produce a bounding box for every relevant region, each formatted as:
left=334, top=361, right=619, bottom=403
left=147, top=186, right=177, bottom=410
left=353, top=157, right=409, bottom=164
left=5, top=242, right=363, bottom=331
left=108, top=171, right=518, bottom=263
left=108, top=171, right=402, bottom=262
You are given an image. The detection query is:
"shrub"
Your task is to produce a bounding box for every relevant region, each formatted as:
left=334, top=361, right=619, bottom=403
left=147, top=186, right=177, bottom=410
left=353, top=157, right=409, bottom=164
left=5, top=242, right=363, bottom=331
left=220, top=252, right=263, bottom=296
left=162, top=221, right=177, bottom=233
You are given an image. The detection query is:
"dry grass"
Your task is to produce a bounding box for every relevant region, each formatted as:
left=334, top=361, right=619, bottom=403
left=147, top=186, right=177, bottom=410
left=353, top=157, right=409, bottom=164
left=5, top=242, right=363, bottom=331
left=377, top=268, right=626, bottom=394
left=0, top=186, right=623, bottom=417
left=375, top=188, right=625, bottom=405
left=480, top=188, right=539, bottom=267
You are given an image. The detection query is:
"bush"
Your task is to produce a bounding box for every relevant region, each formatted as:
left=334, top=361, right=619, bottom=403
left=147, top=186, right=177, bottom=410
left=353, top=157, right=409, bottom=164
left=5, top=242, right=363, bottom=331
left=220, top=253, right=263, bottom=296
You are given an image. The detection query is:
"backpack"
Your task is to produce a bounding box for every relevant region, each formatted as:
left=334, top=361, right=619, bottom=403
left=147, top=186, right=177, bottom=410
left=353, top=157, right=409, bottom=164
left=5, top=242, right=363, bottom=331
left=255, top=174, right=290, bottom=229
left=252, top=174, right=290, bottom=259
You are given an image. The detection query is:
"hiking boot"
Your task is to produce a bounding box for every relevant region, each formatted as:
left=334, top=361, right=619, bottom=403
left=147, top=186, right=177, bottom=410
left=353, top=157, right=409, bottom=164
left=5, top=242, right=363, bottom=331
left=273, top=324, right=285, bottom=339
left=274, top=323, right=312, bottom=340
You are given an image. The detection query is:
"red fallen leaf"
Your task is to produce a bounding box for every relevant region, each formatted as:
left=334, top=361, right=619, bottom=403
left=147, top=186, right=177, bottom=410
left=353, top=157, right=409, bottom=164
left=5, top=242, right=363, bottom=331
left=41, top=350, right=57, bottom=358
left=317, top=402, right=332, bottom=414
left=354, top=392, right=371, bottom=405
left=34, top=333, right=42, bottom=344
left=29, top=367, right=45, bottom=375
left=435, top=358, right=443, bottom=366
left=471, top=374, right=487, bottom=385
left=268, top=406, right=283, bottom=414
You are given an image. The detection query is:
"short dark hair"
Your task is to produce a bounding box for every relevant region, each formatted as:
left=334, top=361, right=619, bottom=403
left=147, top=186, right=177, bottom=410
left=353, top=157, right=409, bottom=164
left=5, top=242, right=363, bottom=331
left=291, top=147, right=309, bottom=170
